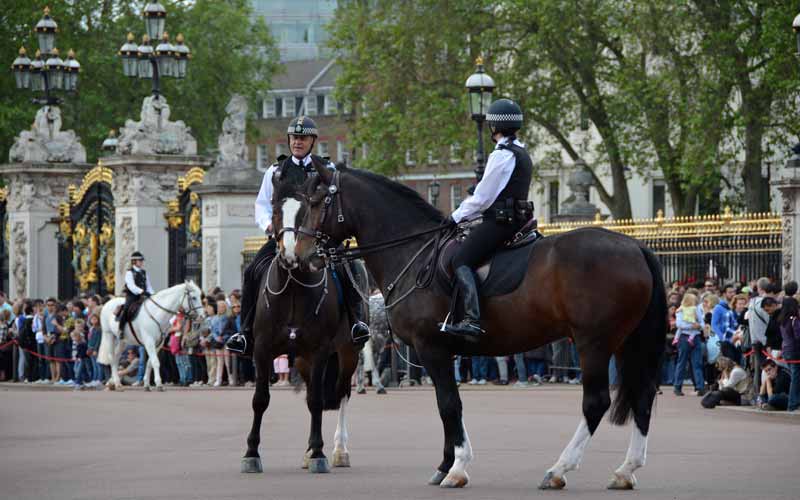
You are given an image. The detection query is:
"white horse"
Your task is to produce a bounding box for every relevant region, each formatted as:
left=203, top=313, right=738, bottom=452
left=98, top=281, right=205, bottom=391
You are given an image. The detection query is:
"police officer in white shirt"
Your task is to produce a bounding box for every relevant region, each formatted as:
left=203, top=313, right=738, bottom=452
left=226, top=116, right=370, bottom=354
left=118, top=251, right=154, bottom=330
left=441, top=99, right=534, bottom=338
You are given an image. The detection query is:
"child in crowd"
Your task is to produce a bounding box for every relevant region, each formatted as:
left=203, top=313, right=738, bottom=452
left=70, top=329, right=90, bottom=390
left=86, top=313, right=103, bottom=387
left=273, top=354, right=290, bottom=387
left=674, top=293, right=702, bottom=346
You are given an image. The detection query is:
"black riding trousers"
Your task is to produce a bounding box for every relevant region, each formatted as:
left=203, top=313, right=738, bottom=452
left=452, top=219, right=521, bottom=270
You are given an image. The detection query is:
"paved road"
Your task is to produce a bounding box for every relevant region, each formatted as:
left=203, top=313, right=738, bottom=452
left=1, top=384, right=798, bottom=500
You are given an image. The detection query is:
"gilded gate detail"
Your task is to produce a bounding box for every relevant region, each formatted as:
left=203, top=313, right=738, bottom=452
left=165, top=166, right=204, bottom=286
left=56, top=163, right=115, bottom=297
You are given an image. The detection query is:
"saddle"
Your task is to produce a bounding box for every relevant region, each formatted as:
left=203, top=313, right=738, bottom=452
left=114, top=298, right=145, bottom=324
left=437, top=219, right=543, bottom=297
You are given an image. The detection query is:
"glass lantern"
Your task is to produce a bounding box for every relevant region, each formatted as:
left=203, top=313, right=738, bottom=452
left=173, top=33, right=190, bottom=78
left=119, top=33, right=139, bottom=77
left=155, top=32, right=175, bottom=77
left=465, top=57, right=495, bottom=118
left=12, top=47, right=31, bottom=89
left=144, top=2, right=167, bottom=41
left=34, top=7, right=58, bottom=55
left=64, top=49, right=80, bottom=91
left=45, top=48, right=65, bottom=90
left=138, top=35, right=154, bottom=78
left=30, top=50, right=44, bottom=91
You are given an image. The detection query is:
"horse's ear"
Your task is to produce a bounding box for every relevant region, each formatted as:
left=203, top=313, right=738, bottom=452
left=312, top=157, right=333, bottom=185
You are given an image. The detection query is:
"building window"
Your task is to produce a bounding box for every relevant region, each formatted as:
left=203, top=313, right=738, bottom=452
left=305, top=94, right=317, bottom=115
left=405, top=150, right=416, bottom=166
left=295, top=96, right=304, bottom=116
left=336, top=141, right=345, bottom=162
left=317, top=95, right=326, bottom=115
left=282, top=97, right=295, bottom=117
left=274, top=97, right=283, bottom=118
left=324, top=95, right=337, bottom=115
left=451, top=184, right=464, bottom=212
left=450, top=144, right=462, bottom=164
left=652, top=182, right=666, bottom=218
left=318, top=141, right=329, bottom=158
left=549, top=181, right=559, bottom=219
left=263, top=98, right=276, bottom=118
left=256, top=144, right=268, bottom=171
left=275, top=143, right=289, bottom=159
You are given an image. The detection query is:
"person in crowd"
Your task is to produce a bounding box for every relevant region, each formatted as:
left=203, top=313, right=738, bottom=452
left=732, top=294, right=749, bottom=326
left=673, top=292, right=705, bottom=396
left=188, top=318, right=207, bottom=387
left=662, top=305, right=678, bottom=390
left=71, top=329, right=90, bottom=390
left=86, top=313, right=103, bottom=387
left=0, top=310, right=12, bottom=380
left=54, top=305, right=74, bottom=384
left=469, top=355, right=488, bottom=385
left=701, top=356, right=751, bottom=409
left=169, top=313, right=192, bottom=387
left=777, top=292, right=800, bottom=412
left=513, top=351, right=529, bottom=388
left=757, top=358, right=792, bottom=411
left=0, top=291, right=16, bottom=323
left=712, top=284, right=740, bottom=364
left=525, top=345, right=549, bottom=385
left=33, top=301, right=49, bottom=384
left=201, top=301, right=218, bottom=386
left=222, top=302, right=242, bottom=386
left=43, top=298, right=60, bottom=383
left=748, top=277, right=773, bottom=392
left=494, top=356, right=510, bottom=385
left=118, top=348, right=140, bottom=386
left=15, top=302, right=36, bottom=383
left=762, top=297, right=781, bottom=355
left=273, top=354, right=290, bottom=387
left=212, top=300, right=235, bottom=387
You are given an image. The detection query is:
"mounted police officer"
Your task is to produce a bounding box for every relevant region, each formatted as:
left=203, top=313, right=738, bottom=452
left=226, top=115, right=370, bottom=354
left=118, top=251, right=155, bottom=331
left=441, top=98, right=533, bottom=338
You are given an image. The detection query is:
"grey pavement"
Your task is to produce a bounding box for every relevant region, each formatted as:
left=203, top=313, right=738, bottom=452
left=0, top=385, right=798, bottom=500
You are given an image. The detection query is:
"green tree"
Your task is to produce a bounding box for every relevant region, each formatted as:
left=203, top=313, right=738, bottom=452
left=693, top=1, right=800, bottom=213
left=329, top=0, right=492, bottom=175
left=0, top=0, right=278, bottom=164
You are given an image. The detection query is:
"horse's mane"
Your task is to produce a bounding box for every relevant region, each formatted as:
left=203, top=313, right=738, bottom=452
left=344, top=167, right=445, bottom=223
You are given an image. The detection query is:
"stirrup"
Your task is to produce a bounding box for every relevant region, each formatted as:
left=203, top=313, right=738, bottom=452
left=351, top=321, right=371, bottom=344
left=441, top=320, right=485, bottom=338
left=225, top=333, right=247, bottom=354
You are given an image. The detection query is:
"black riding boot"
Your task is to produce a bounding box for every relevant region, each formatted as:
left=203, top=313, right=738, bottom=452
left=226, top=282, right=255, bottom=355
left=442, top=266, right=485, bottom=338
left=345, top=262, right=370, bottom=346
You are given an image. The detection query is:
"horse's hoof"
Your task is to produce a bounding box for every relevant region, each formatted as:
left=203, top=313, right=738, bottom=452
left=332, top=450, right=350, bottom=468
left=428, top=470, right=447, bottom=485
left=607, top=472, right=637, bottom=490
left=157, top=385, right=165, bottom=392
left=439, top=471, right=469, bottom=488
left=308, top=457, right=330, bottom=473
left=539, top=471, right=567, bottom=490
left=241, top=457, right=263, bottom=473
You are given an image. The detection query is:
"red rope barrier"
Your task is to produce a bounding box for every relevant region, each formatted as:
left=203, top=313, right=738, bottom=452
left=742, top=348, right=800, bottom=364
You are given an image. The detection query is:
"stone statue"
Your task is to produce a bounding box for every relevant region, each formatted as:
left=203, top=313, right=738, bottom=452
left=9, top=106, right=87, bottom=163
left=12, top=222, right=27, bottom=298
left=217, top=94, right=249, bottom=169
left=116, top=95, right=197, bottom=155
left=203, top=94, right=261, bottom=187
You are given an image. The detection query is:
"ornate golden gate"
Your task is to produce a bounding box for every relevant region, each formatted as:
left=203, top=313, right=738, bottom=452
left=56, top=163, right=115, bottom=298
left=164, top=167, right=204, bottom=286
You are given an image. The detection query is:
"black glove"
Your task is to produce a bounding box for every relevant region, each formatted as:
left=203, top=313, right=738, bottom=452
left=445, top=216, right=457, bottom=227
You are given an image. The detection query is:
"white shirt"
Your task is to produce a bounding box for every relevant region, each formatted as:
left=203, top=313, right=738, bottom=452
left=451, top=137, right=524, bottom=223
left=254, top=155, right=336, bottom=232
left=124, top=266, right=154, bottom=295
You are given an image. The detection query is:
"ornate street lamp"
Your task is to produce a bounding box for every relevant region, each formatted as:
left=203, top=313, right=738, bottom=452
left=465, top=56, right=495, bottom=182
left=102, top=129, right=119, bottom=154
left=118, top=2, right=190, bottom=96
left=429, top=179, right=441, bottom=208
left=10, top=7, right=79, bottom=105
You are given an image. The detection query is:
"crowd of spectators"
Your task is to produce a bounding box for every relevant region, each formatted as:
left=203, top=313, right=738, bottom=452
left=1, top=276, right=798, bottom=414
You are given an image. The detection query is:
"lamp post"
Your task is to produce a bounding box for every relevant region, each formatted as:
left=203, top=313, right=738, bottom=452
left=465, top=56, right=495, bottom=182
left=428, top=179, right=441, bottom=208
left=11, top=7, right=80, bottom=106
left=118, top=1, right=190, bottom=96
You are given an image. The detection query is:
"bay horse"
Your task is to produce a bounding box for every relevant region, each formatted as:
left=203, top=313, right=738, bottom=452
left=288, top=164, right=666, bottom=490
left=240, top=177, right=362, bottom=475
left=98, top=281, right=205, bottom=391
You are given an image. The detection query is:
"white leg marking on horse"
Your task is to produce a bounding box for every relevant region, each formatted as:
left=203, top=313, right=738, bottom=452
left=548, top=418, right=592, bottom=478
left=281, top=198, right=301, bottom=262
left=441, top=419, right=472, bottom=487
left=334, top=396, right=349, bottom=453
left=614, top=426, right=647, bottom=480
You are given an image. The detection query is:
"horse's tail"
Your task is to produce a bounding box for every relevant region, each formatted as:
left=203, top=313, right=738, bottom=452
left=322, top=351, right=342, bottom=411
left=610, top=245, right=667, bottom=426
left=97, top=304, right=118, bottom=365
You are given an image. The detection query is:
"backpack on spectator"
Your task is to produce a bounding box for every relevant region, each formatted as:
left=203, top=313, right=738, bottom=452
left=740, top=323, right=752, bottom=353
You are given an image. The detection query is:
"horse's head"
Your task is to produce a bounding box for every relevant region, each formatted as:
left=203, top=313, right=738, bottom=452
left=293, top=164, right=352, bottom=271
left=182, top=280, right=206, bottom=321
left=272, top=176, right=308, bottom=270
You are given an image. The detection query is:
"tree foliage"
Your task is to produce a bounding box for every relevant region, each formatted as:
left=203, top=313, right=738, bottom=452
left=0, top=0, right=279, bottom=164
left=329, top=0, right=800, bottom=217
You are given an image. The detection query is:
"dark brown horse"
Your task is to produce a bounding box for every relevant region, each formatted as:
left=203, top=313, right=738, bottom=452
left=240, top=179, right=362, bottom=475
left=286, top=164, right=666, bottom=490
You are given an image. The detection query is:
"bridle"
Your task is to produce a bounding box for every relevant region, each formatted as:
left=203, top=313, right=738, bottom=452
left=141, top=285, right=204, bottom=341
left=293, top=169, right=455, bottom=310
